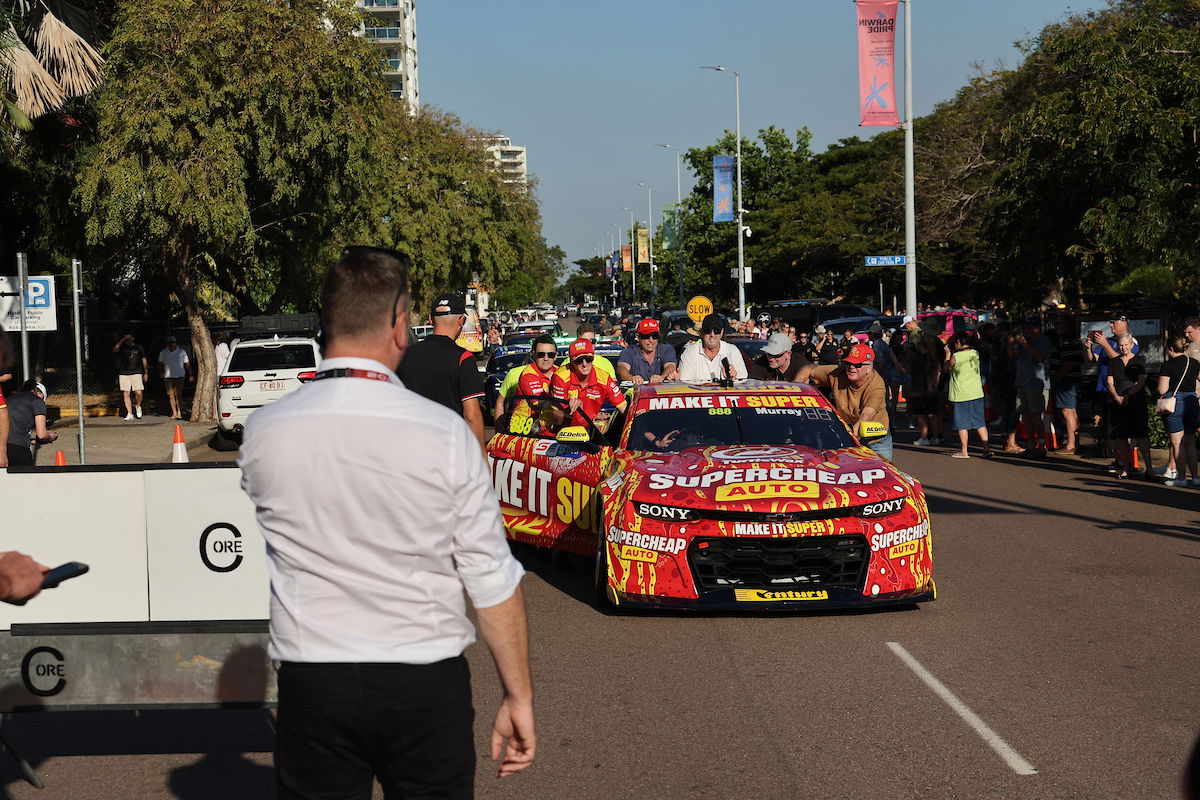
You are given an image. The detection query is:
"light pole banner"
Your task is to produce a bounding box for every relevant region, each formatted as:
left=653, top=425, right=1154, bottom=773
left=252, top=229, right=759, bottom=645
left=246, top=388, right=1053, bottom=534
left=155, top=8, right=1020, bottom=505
left=621, top=245, right=633, bottom=271
left=636, top=228, right=650, bottom=264
left=661, top=204, right=678, bottom=251
left=856, top=0, right=900, bottom=127
left=712, top=156, right=735, bottom=222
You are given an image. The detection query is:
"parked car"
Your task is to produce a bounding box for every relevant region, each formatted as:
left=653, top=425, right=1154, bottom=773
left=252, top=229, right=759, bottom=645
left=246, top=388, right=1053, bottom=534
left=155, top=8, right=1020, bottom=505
left=216, top=330, right=320, bottom=449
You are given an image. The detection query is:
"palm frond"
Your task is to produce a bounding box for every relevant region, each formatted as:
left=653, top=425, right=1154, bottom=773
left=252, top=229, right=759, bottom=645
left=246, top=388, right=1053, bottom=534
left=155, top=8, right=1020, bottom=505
left=1, top=24, right=65, bottom=117
left=3, top=95, right=34, bottom=130
left=31, top=9, right=102, bottom=96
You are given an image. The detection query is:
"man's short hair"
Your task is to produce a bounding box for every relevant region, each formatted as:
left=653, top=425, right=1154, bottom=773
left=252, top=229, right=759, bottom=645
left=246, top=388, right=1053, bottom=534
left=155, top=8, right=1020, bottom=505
left=321, top=247, right=410, bottom=342
left=576, top=322, right=595, bottom=335
left=532, top=334, right=556, bottom=351
left=1183, top=317, right=1200, bottom=330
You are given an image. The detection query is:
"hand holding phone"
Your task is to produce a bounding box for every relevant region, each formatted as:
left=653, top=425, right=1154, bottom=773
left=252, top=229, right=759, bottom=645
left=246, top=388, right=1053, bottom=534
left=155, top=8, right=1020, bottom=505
left=41, top=562, right=89, bottom=589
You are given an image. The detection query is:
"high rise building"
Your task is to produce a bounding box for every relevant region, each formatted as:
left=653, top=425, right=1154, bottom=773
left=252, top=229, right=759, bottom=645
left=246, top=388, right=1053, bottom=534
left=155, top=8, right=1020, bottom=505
left=358, top=0, right=419, bottom=110
left=484, top=136, right=528, bottom=187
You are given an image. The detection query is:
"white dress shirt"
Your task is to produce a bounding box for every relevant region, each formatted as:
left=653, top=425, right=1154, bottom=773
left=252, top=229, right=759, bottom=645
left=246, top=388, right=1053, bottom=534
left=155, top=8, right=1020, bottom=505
left=676, top=340, right=749, bottom=382
left=239, top=356, right=523, bottom=664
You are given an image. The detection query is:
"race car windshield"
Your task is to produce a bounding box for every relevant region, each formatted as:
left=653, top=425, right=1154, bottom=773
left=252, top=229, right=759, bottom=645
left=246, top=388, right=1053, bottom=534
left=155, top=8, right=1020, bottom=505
left=630, top=404, right=857, bottom=452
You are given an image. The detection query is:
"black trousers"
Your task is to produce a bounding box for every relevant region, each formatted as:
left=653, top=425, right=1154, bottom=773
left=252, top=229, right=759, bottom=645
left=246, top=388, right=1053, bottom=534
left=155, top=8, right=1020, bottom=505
left=6, top=444, right=32, bottom=467
left=276, top=657, right=475, bottom=800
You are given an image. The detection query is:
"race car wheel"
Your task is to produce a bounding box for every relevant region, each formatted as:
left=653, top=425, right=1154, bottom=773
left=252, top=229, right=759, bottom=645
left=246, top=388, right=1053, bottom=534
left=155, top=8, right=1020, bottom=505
left=593, top=534, right=612, bottom=608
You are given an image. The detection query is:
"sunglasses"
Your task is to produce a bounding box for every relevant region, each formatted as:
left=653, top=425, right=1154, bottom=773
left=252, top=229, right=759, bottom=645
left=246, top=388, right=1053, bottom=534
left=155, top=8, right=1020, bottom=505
left=702, top=327, right=723, bottom=335
left=842, top=361, right=867, bottom=369
left=534, top=351, right=557, bottom=359
left=766, top=351, right=786, bottom=360
left=573, top=356, right=594, bottom=364
left=638, top=333, right=660, bottom=340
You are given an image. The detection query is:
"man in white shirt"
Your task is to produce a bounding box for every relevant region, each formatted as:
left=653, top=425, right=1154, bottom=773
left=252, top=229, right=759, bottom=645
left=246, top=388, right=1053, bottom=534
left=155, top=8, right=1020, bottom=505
left=677, top=313, right=748, bottom=383
left=239, top=246, right=535, bottom=799
left=157, top=336, right=192, bottom=420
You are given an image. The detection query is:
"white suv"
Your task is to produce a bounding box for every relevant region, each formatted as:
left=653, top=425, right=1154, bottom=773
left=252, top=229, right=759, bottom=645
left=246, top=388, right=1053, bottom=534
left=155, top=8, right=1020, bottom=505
left=215, top=334, right=320, bottom=447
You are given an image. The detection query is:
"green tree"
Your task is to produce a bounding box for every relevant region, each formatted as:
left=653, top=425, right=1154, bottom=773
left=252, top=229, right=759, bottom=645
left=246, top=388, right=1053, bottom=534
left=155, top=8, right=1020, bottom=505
left=79, top=0, right=389, bottom=421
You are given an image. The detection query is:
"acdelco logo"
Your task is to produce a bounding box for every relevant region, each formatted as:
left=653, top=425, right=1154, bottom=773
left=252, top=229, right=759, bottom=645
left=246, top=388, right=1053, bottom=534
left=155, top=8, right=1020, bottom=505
left=715, top=481, right=818, bottom=501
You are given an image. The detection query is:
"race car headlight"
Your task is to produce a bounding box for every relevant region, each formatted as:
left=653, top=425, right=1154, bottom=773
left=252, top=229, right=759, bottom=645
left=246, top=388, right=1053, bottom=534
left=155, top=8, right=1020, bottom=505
left=633, top=502, right=699, bottom=523
left=859, top=497, right=906, bottom=518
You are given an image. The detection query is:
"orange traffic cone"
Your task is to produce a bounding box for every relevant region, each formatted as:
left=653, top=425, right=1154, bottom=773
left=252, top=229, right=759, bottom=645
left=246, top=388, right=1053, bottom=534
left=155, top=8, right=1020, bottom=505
left=54, top=450, right=66, bottom=466
left=171, top=425, right=189, bottom=463
left=1130, top=448, right=1140, bottom=470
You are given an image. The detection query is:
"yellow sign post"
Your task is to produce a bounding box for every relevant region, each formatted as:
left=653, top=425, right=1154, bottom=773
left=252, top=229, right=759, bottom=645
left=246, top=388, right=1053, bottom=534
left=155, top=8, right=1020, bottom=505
left=686, top=296, right=714, bottom=323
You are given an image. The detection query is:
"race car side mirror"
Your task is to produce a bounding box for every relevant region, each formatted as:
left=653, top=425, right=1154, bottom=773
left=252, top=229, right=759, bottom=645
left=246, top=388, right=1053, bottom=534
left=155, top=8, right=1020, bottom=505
left=857, top=421, right=888, bottom=443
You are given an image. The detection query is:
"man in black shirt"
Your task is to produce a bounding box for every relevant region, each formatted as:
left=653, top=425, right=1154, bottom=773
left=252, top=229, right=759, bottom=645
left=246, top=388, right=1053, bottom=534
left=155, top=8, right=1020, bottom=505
left=111, top=331, right=149, bottom=420
left=750, top=333, right=811, bottom=381
left=396, top=293, right=486, bottom=451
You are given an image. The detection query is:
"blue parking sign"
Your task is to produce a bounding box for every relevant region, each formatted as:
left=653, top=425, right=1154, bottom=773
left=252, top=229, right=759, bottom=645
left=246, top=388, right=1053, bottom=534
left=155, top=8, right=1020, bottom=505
left=24, top=277, right=53, bottom=308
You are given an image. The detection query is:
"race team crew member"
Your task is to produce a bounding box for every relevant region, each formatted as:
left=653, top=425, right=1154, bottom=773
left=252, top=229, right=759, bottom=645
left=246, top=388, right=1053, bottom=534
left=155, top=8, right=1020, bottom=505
left=550, top=338, right=627, bottom=431
left=505, top=335, right=559, bottom=434
left=397, top=292, right=486, bottom=450
left=799, top=342, right=892, bottom=460
left=616, top=318, right=677, bottom=385
left=677, top=313, right=748, bottom=383
left=559, top=323, right=616, bottom=377
left=749, top=332, right=810, bottom=381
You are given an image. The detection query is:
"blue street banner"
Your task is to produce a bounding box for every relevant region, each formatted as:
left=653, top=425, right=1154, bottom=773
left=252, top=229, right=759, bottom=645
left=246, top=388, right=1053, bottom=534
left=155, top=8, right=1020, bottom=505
left=605, top=255, right=614, bottom=279
left=713, top=156, right=734, bottom=223
left=661, top=204, right=678, bottom=250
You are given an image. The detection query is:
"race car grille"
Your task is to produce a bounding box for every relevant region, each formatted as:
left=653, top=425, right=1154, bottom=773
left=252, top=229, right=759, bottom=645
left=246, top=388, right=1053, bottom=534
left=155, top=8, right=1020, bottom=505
left=689, top=535, right=868, bottom=591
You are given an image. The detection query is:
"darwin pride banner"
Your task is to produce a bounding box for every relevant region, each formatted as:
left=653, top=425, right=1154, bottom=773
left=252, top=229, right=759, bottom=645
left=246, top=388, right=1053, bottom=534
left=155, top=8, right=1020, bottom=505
left=712, top=156, right=735, bottom=223
left=855, top=0, right=900, bottom=127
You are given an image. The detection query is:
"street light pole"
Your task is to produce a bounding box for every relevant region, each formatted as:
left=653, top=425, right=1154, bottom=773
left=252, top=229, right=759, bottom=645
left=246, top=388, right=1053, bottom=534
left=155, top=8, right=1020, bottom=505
left=902, top=0, right=917, bottom=316
left=702, top=65, right=746, bottom=322
left=623, top=207, right=636, bottom=304
left=638, top=183, right=656, bottom=314
left=657, top=143, right=685, bottom=308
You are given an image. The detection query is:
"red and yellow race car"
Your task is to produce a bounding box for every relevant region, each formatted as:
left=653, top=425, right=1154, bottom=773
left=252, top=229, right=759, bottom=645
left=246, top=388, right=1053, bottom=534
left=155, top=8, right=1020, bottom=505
left=487, top=380, right=935, bottom=610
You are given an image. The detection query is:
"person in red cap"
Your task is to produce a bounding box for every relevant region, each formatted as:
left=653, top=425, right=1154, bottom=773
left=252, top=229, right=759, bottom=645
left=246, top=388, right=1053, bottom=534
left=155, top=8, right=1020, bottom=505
left=617, top=319, right=677, bottom=385
left=550, top=338, right=627, bottom=431
left=799, top=342, right=892, bottom=459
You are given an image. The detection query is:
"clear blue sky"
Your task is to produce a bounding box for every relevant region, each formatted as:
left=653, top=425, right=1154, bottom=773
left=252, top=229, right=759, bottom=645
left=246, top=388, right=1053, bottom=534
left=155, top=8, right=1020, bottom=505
left=419, top=0, right=1104, bottom=269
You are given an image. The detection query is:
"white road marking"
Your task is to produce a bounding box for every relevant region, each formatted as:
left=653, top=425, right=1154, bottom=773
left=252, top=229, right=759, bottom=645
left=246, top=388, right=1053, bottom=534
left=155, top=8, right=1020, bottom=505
left=886, top=641, right=1038, bottom=776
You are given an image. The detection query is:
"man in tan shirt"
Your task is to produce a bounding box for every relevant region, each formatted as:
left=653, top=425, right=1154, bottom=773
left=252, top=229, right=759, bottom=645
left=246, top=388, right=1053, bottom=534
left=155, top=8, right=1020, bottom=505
left=799, top=343, right=892, bottom=460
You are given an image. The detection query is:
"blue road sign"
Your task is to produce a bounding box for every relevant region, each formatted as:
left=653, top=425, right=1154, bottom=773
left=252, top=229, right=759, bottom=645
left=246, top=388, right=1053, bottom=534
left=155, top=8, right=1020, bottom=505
left=865, top=256, right=906, bottom=267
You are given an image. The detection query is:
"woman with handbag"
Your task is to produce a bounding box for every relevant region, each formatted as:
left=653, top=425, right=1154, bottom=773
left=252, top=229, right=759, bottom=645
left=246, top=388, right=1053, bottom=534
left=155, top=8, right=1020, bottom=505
left=1156, top=335, right=1199, bottom=488
left=1106, top=334, right=1153, bottom=480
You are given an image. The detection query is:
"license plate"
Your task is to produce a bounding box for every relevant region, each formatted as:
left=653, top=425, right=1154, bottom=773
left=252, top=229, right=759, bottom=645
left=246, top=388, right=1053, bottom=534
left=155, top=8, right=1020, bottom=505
left=259, top=381, right=285, bottom=392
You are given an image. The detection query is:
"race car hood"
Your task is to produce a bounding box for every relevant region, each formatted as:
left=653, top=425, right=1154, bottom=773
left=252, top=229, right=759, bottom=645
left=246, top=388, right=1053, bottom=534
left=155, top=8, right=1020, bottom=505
left=625, top=445, right=910, bottom=511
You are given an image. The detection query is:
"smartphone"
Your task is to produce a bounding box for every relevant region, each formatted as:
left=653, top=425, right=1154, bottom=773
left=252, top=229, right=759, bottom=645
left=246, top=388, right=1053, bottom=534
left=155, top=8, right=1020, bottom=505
left=41, top=562, right=89, bottom=589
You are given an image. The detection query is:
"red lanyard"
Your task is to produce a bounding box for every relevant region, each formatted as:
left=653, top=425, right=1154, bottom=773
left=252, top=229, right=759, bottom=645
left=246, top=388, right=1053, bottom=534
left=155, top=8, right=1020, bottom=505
left=313, top=368, right=393, bottom=383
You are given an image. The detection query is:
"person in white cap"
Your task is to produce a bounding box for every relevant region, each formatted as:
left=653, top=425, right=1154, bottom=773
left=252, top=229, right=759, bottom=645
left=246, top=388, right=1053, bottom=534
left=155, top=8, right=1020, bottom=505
left=750, top=333, right=810, bottom=381
left=4, top=380, right=57, bottom=466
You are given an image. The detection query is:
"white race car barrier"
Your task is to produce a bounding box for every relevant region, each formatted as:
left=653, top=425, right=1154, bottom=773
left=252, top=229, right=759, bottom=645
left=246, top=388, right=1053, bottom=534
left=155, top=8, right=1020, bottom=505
left=0, top=463, right=273, bottom=711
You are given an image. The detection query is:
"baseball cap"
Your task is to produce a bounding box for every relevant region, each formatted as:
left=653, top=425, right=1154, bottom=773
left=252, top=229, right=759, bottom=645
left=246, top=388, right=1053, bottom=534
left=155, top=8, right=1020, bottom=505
left=700, top=313, right=724, bottom=332
left=1110, top=314, right=1129, bottom=323
left=636, top=318, right=660, bottom=335
left=166, top=335, right=177, bottom=343
left=901, top=315, right=916, bottom=324
left=35, top=382, right=47, bottom=399
left=568, top=338, right=594, bottom=359
left=762, top=333, right=792, bottom=357
left=431, top=294, right=466, bottom=316
left=843, top=343, right=875, bottom=365
left=814, top=324, right=827, bottom=335
left=756, top=313, right=772, bottom=324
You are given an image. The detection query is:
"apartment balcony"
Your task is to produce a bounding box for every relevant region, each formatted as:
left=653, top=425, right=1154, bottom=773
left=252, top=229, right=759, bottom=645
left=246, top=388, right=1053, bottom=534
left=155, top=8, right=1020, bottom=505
left=381, top=58, right=403, bottom=74
left=364, top=26, right=403, bottom=42
left=360, top=0, right=400, bottom=7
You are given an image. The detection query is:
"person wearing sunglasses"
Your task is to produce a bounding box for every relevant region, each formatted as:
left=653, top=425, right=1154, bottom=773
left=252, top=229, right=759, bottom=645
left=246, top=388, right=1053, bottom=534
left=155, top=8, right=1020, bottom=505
left=798, top=343, right=892, bottom=460
left=677, top=314, right=748, bottom=383
left=617, top=319, right=677, bottom=385
left=550, top=338, right=628, bottom=431
left=499, top=335, right=559, bottom=434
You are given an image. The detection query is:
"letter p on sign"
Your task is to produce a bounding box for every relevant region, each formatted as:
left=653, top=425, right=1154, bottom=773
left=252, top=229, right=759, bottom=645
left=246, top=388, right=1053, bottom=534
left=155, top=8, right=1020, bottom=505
left=25, top=278, right=51, bottom=308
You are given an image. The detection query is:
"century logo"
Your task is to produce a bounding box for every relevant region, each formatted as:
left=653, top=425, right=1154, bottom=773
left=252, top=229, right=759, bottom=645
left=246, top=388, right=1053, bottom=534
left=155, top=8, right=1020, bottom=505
left=199, top=523, right=244, bottom=573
